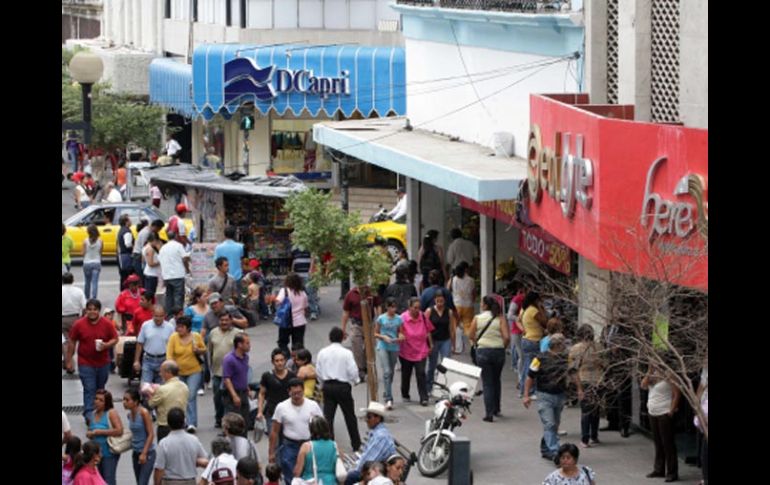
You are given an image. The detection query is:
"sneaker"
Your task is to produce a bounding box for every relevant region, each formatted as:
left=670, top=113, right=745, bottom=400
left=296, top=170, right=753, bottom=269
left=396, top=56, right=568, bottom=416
left=310, top=313, right=318, bottom=321
left=558, top=429, right=568, bottom=436
left=420, top=400, right=429, bottom=406
left=579, top=442, right=591, bottom=449
left=197, top=389, right=205, bottom=396
left=589, top=439, right=601, bottom=446
left=528, top=394, right=538, bottom=401
left=386, top=400, right=393, bottom=410
left=186, top=425, right=197, bottom=434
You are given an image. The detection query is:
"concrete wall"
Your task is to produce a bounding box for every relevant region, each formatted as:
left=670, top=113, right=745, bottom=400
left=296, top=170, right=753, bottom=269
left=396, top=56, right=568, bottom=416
left=585, top=0, right=608, bottom=103
left=617, top=0, right=651, bottom=121
left=405, top=38, right=580, bottom=158
left=577, top=256, right=610, bottom=339
left=679, top=0, right=707, bottom=129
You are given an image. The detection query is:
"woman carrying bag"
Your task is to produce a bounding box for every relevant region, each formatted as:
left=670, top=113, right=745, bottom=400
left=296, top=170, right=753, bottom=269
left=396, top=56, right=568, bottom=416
left=469, top=296, right=510, bottom=423
left=293, top=416, right=338, bottom=485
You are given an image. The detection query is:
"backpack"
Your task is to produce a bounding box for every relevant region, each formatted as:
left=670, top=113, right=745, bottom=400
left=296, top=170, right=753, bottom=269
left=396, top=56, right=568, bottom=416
left=167, top=215, right=180, bottom=235
left=273, top=288, right=293, bottom=328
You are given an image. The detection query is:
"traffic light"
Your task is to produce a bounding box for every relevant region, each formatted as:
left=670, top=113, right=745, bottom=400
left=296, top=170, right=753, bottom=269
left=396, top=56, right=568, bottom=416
left=240, top=115, right=254, bottom=131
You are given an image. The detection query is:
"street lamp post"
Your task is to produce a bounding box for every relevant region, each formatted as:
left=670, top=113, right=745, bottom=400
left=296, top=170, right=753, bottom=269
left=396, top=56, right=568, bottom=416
left=68, top=52, right=104, bottom=147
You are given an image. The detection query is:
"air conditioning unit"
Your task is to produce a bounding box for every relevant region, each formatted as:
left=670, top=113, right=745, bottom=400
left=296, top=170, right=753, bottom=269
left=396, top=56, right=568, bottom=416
left=492, top=132, right=515, bottom=158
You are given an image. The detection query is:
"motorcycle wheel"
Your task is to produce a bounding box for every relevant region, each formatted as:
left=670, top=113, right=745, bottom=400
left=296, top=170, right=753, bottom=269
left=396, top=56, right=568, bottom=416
left=417, top=433, right=452, bottom=477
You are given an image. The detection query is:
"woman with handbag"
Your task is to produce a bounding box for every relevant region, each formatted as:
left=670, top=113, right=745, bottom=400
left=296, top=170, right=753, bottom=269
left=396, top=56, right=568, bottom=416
left=166, top=315, right=207, bottom=432
left=293, top=416, right=338, bottom=485
left=86, top=390, right=123, bottom=485
left=122, top=388, right=155, bottom=485
left=519, top=291, right=548, bottom=398
left=399, top=297, right=434, bottom=406
left=275, top=273, right=309, bottom=353
left=469, top=296, right=510, bottom=423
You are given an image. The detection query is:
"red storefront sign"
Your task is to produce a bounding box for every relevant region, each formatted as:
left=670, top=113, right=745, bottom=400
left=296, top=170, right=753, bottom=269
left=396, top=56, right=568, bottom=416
left=527, top=94, right=707, bottom=291
left=518, top=226, right=572, bottom=275
left=458, top=196, right=573, bottom=275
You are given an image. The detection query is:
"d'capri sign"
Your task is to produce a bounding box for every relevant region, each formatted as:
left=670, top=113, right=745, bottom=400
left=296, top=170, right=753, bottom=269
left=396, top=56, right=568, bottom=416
left=223, top=57, right=351, bottom=104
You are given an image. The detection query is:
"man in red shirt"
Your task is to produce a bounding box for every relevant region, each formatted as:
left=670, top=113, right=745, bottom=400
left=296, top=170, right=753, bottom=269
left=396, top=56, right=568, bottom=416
left=130, top=292, right=155, bottom=337
left=341, top=285, right=381, bottom=381
left=65, top=299, right=119, bottom=423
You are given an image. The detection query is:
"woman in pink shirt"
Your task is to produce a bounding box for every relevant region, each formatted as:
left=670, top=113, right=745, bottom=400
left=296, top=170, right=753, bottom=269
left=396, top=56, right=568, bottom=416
left=399, top=297, right=434, bottom=406
left=71, top=441, right=107, bottom=485
left=276, top=273, right=309, bottom=353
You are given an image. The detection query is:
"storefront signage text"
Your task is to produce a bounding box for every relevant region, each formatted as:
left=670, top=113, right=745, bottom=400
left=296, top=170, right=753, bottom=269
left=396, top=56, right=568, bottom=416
left=527, top=125, right=594, bottom=218
left=224, top=57, right=351, bottom=102
left=640, top=156, right=708, bottom=243
left=519, top=226, right=572, bottom=275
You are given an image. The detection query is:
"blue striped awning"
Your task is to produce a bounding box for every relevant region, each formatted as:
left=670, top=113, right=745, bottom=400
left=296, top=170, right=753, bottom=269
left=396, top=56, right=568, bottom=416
left=149, top=58, right=195, bottom=118
left=192, top=44, right=406, bottom=120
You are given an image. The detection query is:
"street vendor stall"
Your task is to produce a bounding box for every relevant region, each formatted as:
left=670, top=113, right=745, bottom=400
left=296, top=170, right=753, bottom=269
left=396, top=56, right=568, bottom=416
left=142, top=164, right=306, bottom=285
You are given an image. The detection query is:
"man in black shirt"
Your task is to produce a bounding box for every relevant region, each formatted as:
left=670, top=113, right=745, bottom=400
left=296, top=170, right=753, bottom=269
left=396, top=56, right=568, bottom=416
left=257, top=348, right=296, bottom=437
left=523, top=333, right=570, bottom=461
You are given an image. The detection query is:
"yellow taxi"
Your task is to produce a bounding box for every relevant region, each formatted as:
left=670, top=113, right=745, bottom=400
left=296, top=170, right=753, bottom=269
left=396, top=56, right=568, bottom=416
left=64, top=203, right=194, bottom=257
left=359, top=215, right=407, bottom=262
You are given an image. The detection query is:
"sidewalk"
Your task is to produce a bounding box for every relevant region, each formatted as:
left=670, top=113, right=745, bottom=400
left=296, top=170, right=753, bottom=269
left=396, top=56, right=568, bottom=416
left=62, top=284, right=702, bottom=484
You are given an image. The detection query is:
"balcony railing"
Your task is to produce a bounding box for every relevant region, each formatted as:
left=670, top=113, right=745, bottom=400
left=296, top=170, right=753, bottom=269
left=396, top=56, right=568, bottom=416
left=395, top=1, right=568, bottom=13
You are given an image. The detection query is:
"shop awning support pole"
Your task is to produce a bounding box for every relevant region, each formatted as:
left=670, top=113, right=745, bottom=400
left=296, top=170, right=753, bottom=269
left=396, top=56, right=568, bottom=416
left=340, top=156, right=351, bottom=298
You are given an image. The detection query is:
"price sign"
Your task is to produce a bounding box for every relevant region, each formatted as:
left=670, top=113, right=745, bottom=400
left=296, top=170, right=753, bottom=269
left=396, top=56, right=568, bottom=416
left=519, top=227, right=572, bottom=274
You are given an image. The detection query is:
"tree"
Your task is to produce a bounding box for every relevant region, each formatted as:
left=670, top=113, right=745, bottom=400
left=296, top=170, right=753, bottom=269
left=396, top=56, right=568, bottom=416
left=283, top=189, right=392, bottom=289
left=525, top=226, right=708, bottom=440
left=62, top=47, right=168, bottom=155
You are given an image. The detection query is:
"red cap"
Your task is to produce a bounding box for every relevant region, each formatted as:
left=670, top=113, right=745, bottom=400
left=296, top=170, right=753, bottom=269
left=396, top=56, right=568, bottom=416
left=176, top=203, right=188, bottom=214
left=125, top=274, right=141, bottom=284
left=249, top=259, right=260, bottom=269
left=71, top=172, right=85, bottom=183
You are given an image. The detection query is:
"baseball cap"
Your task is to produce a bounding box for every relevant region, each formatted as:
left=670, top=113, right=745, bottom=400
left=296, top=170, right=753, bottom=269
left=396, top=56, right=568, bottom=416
left=210, top=467, right=235, bottom=484
left=176, top=203, right=188, bottom=213
left=208, top=292, right=223, bottom=304
left=125, top=274, right=141, bottom=285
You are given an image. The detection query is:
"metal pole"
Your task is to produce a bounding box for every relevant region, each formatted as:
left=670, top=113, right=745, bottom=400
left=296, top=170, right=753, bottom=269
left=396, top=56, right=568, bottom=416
left=448, top=437, right=472, bottom=485
left=82, top=82, right=93, bottom=146
left=340, top=158, right=351, bottom=297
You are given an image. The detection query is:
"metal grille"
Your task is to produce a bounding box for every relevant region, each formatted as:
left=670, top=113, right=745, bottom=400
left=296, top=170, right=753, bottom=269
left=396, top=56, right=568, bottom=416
left=62, top=405, right=85, bottom=415
left=650, top=0, right=680, bottom=123
left=396, top=0, right=546, bottom=12
left=606, top=0, right=619, bottom=104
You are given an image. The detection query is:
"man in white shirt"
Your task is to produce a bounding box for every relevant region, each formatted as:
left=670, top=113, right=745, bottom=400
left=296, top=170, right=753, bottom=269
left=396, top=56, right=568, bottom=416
left=158, top=231, right=191, bottom=315
left=446, top=227, right=478, bottom=273
left=165, top=135, right=182, bottom=161
left=316, top=326, right=362, bottom=451
left=269, top=378, right=323, bottom=484
left=387, top=186, right=407, bottom=221
left=61, top=272, right=87, bottom=349
left=103, top=182, right=123, bottom=203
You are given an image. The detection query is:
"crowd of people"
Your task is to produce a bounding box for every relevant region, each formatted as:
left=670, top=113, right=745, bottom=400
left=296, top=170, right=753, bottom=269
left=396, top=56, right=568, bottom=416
left=62, top=218, right=707, bottom=485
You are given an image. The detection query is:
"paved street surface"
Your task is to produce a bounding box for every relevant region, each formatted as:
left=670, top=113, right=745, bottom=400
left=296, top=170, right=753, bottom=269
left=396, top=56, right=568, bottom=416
left=62, top=181, right=701, bottom=484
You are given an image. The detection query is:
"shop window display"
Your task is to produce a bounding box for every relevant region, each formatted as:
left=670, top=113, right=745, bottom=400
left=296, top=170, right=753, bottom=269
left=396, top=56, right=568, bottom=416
left=270, top=119, right=331, bottom=177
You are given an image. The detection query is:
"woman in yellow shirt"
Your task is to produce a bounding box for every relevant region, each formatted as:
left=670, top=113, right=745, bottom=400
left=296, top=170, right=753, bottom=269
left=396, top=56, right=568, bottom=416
left=166, top=315, right=206, bottom=431
left=295, top=349, right=320, bottom=402
left=519, top=291, right=547, bottom=398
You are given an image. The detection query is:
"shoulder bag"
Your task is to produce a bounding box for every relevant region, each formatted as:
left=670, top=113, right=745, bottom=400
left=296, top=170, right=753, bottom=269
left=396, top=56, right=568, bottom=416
left=334, top=442, right=348, bottom=483
left=470, top=317, right=496, bottom=366
left=273, top=288, right=293, bottom=328
left=107, top=412, right=133, bottom=454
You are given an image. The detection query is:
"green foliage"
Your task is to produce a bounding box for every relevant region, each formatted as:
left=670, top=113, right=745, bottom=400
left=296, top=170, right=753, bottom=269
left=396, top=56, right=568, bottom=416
left=61, top=47, right=167, bottom=154
left=284, top=189, right=392, bottom=288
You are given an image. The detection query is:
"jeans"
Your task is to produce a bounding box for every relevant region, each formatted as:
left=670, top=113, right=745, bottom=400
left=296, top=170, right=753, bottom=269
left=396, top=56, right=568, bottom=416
left=536, top=391, right=565, bottom=456
left=278, top=324, right=306, bottom=353
left=79, top=363, right=110, bottom=419
left=98, top=453, right=120, bottom=485
left=69, top=146, right=79, bottom=172
left=212, top=375, right=225, bottom=426
left=141, top=355, right=164, bottom=384
left=476, top=348, right=505, bottom=418
left=83, top=262, right=101, bottom=299
left=303, top=277, right=320, bottom=315
left=520, top=339, right=541, bottom=397
left=400, top=356, right=428, bottom=402
left=132, top=448, right=156, bottom=485
left=579, top=383, right=601, bottom=444
left=279, top=440, right=302, bottom=485
left=144, top=275, right=158, bottom=296
left=426, top=339, right=452, bottom=392
left=322, top=380, right=362, bottom=450
left=377, top=348, right=399, bottom=401
left=180, top=372, right=202, bottom=426
left=164, top=278, right=185, bottom=315
left=510, top=333, right=523, bottom=377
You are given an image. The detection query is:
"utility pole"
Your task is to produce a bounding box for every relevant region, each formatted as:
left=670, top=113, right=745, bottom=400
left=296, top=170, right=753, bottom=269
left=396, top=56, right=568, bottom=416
left=360, top=299, right=378, bottom=403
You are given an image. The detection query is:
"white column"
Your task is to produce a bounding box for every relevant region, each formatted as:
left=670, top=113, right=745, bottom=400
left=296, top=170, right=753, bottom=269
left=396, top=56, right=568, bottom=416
left=191, top=118, right=203, bottom=167
left=103, top=0, right=112, bottom=41
left=156, top=0, right=164, bottom=54
left=577, top=255, right=611, bottom=340
left=618, top=0, right=652, bottom=121
left=479, top=214, right=494, bottom=298
left=125, top=0, right=133, bottom=45
left=406, top=177, right=420, bottom=259
left=585, top=0, right=608, bottom=103
left=249, top=116, right=271, bottom=176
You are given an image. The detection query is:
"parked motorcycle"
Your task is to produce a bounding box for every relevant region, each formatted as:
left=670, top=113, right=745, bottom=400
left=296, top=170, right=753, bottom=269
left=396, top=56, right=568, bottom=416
left=369, top=204, right=392, bottom=223
left=416, top=365, right=474, bottom=477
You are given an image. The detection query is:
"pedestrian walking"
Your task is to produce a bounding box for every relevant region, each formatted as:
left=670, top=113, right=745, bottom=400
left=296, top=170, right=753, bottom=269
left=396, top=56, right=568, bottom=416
left=258, top=348, right=297, bottom=437
left=399, top=298, right=433, bottom=406
left=470, top=295, right=509, bottom=422
left=82, top=224, right=103, bottom=299
left=275, top=273, right=309, bottom=353
left=374, top=298, right=404, bottom=410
